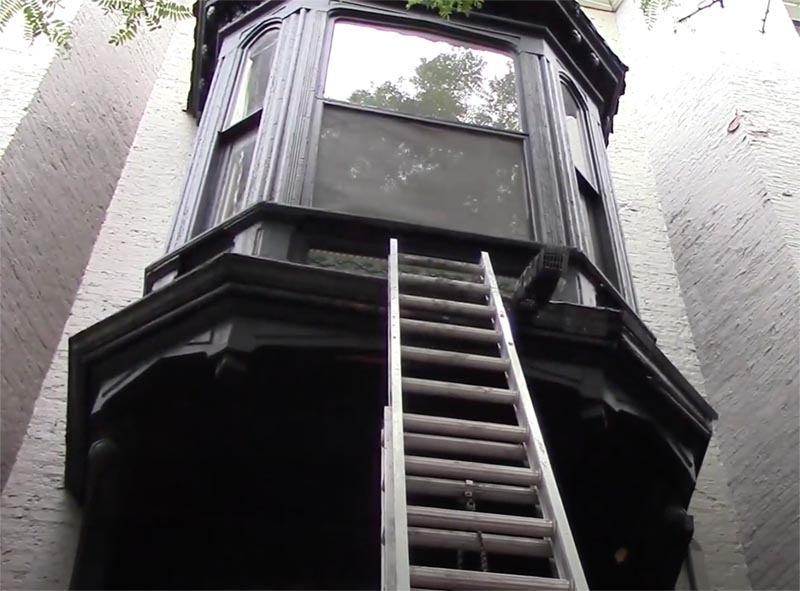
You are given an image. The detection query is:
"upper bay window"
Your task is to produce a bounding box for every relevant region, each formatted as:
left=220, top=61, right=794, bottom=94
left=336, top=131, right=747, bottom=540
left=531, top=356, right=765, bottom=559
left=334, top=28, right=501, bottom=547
left=311, top=21, right=531, bottom=240
left=168, top=0, right=636, bottom=308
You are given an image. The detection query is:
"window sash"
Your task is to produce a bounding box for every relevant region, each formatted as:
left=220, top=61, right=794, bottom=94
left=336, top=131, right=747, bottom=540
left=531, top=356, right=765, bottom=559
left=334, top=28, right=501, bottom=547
left=575, top=168, right=614, bottom=280
left=310, top=101, right=532, bottom=240
left=322, top=19, right=524, bottom=133
left=224, top=28, right=280, bottom=131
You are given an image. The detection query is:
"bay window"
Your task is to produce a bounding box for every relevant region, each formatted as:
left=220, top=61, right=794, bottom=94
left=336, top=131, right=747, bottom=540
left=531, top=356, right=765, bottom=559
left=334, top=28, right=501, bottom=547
left=168, top=0, right=637, bottom=307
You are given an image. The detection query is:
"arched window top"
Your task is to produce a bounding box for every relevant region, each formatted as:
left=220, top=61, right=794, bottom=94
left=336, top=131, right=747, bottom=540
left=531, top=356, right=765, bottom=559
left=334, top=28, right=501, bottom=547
left=560, top=78, right=595, bottom=186
left=226, top=26, right=280, bottom=127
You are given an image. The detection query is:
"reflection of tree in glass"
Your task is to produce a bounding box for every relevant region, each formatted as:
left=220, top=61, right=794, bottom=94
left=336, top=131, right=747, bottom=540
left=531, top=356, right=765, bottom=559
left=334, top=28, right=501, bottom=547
left=348, top=48, right=519, bottom=131
left=315, top=47, right=528, bottom=239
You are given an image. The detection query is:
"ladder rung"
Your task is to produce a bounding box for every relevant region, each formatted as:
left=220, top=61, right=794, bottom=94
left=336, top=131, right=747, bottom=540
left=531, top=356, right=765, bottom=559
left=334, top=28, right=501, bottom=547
left=410, top=566, right=570, bottom=591
left=408, top=527, right=553, bottom=557
left=403, top=378, right=516, bottom=404
left=404, top=433, right=526, bottom=462
left=398, top=253, right=483, bottom=275
left=407, top=506, right=553, bottom=537
left=399, top=273, right=489, bottom=298
left=399, top=295, right=495, bottom=318
left=402, top=346, right=509, bottom=371
left=406, top=476, right=535, bottom=505
left=405, top=456, right=540, bottom=486
left=400, top=318, right=498, bottom=343
left=404, top=413, right=526, bottom=442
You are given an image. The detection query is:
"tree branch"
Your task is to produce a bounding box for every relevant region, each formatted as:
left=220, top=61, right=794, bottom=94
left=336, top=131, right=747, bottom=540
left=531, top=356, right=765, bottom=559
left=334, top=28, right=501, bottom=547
left=677, top=0, right=724, bottom=24
left=760, top=0, right=771, bottom=33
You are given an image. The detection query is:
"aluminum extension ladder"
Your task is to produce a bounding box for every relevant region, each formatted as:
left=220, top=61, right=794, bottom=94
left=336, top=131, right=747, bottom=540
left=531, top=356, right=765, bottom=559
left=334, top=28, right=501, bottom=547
left=381, top=239, right=588, bottom=591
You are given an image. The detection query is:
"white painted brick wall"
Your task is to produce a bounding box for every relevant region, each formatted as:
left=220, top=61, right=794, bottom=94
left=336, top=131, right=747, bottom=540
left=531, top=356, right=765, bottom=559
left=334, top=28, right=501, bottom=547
left=0, top=1, right=175, bottom=488
left=585, top=0, right=799, bottom=588
left=0, top=21, right=196, bottom=590
left=0, top=0, right=82, bottom=159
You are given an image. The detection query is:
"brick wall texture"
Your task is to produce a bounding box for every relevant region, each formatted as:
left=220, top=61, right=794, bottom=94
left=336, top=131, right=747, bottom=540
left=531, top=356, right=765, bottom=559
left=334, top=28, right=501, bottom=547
left=0, top=3, right=174, bottom=488
left=0, top=21, right=196, bottom=589
left=586, top=1, right=799, bottom=589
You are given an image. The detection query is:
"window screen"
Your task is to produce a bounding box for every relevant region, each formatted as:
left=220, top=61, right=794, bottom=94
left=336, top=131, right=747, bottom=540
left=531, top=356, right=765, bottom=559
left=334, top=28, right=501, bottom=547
left=315, top=105, right=529, bottom=240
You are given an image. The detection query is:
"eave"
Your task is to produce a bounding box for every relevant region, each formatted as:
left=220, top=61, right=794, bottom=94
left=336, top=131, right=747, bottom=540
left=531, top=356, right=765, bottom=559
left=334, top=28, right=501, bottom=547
left=66, top=252, right=715, bottom=501
left=186, top=0, right=627, bottom=138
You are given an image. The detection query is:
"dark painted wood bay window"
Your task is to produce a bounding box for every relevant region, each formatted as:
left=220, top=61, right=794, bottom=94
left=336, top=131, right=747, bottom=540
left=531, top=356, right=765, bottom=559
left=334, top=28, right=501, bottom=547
left=167, top=0, right=637, bottom=307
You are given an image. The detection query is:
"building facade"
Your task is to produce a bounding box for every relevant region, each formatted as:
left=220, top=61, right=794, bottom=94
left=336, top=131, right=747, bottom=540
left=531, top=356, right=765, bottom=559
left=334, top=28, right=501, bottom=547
left=0, top=0, right=797, bottom=589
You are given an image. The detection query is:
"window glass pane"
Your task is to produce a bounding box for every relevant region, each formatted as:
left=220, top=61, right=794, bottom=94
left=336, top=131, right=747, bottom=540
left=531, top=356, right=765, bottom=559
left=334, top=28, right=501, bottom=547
left=227, top=29, right=279, bottom=126
left=324, top=22, right=520, bottom=131
left=577, top=184, right=614, bottom=280
left=561, top=84, right=595, bottom=183
left=314, top=105, right=530, bottom=239
left=215, top=133, right=257, bottom=223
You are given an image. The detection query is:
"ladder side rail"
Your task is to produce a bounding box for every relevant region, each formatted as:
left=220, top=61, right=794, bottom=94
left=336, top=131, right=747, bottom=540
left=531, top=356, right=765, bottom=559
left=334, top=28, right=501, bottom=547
left=388, top=238, right=411, bottom=590
left=480, top=251, right=589, bottom=591
left=382, top=410, right=395, bottom=590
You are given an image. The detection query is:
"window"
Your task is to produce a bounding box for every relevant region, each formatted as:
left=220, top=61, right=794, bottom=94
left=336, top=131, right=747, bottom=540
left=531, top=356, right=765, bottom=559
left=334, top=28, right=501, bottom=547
left=312, top=21, right=531, bottom=240
left=201, top=28, right=279, bottom=231
left=561, top=80, right=615, bottom=280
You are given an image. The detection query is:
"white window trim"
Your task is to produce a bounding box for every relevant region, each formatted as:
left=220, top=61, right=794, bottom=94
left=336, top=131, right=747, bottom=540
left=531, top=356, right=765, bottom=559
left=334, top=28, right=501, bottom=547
left=577, top=0, right=624, bottom=13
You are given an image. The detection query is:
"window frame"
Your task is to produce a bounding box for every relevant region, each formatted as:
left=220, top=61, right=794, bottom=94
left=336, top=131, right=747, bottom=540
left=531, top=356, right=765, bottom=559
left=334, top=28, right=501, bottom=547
left=193, top=21, right=282, bottom=235
left=558, top=75, right=619, bottom=284
left=300, top=13, right=536, bottom=240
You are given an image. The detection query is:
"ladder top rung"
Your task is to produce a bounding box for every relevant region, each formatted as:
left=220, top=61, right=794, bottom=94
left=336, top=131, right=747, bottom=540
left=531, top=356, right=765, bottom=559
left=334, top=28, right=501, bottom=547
left=398, top=253, right=483, bottom=274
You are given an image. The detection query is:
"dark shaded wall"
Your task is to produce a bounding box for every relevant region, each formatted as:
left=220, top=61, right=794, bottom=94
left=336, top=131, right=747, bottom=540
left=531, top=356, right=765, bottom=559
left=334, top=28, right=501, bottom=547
left=0, top=5, right=175, bottom=488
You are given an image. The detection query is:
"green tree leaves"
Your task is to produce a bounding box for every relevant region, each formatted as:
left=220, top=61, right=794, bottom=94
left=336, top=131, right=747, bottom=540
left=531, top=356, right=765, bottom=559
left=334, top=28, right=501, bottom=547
left=1, top=0, right=73, bottom=47
left=406, top=0, right=484, bottom=19
left=0, top=0, right=191, bottom=49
